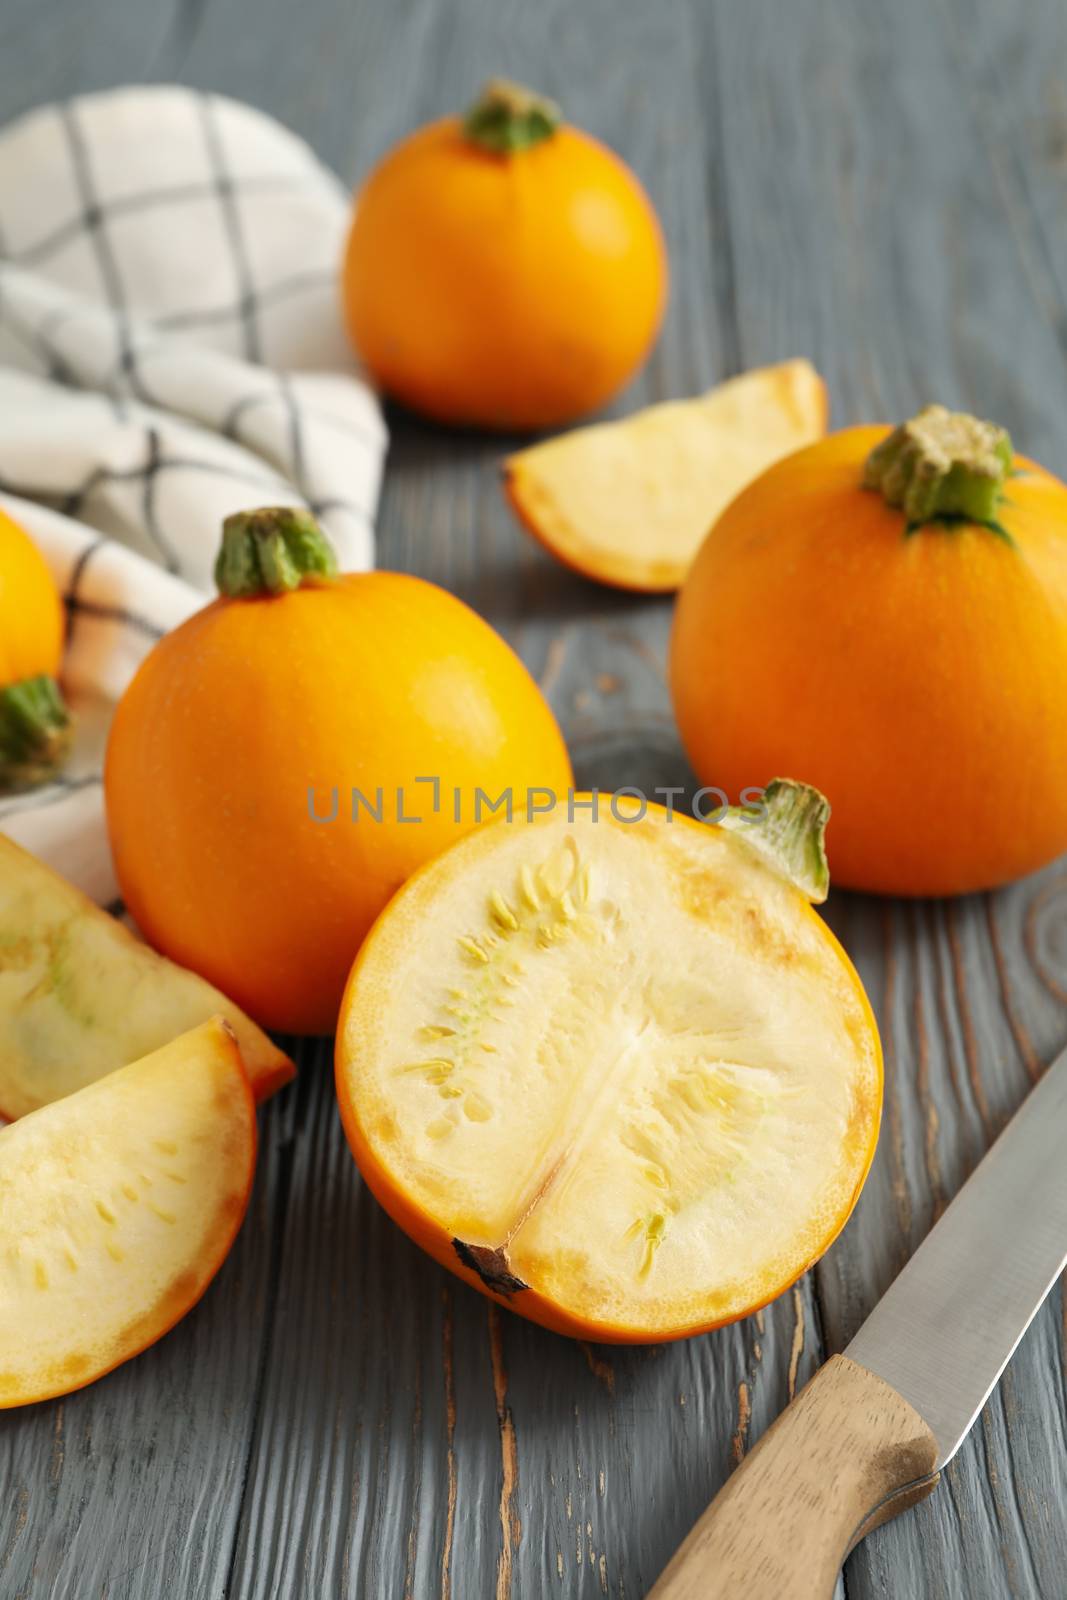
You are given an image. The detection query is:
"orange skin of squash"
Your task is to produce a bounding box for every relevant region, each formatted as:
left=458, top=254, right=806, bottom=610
left=341, top=117, right=668, bottom=431
left=335, top=802, right=882, bottom=1344
left=0, top=509, right=64, bottom=688
left=104, top=572, right=572, bottom=1035
left=670, top=426, right=1067, bottom=897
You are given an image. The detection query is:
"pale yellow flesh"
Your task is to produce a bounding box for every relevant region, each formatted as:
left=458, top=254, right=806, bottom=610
left=0, top=833, right=292, bottom=1118
left=0, top=1018, right=255, bottom=1406
left=341, top=808, right=880, bottom=1334
left=506, top=359, right=827, bottom=591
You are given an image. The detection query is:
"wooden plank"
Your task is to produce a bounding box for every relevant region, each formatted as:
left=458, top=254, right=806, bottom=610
left=0, top=13, right=295, bottom=1597
left=0, top=1084, right=299, bottom=1600
left=0, top=0, right=180, bottom=127
left=220, top=5, right=831, bottom=1593
left=696, top=1, right=1067, bottom=1595
left=0, top=0, right=1066, bottom=1594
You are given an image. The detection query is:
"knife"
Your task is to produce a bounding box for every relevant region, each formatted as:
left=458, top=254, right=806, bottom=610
left=647, top=1040, right=1067, bottom=1599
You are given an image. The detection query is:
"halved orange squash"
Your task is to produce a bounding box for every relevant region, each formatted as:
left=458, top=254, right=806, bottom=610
left=504, top=359, right=828, bottom=592
left=336, top=784, right=881, bottom=1342
left=0, top=1018, right=255, bottom=1407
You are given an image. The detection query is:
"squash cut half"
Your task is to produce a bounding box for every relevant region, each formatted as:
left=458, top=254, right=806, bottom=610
left=336, top=790, right=881, bottom=1341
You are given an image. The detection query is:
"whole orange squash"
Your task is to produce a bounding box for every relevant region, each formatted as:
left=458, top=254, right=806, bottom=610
left=104, top=508, right=573, bottom=1033
left=341, top=80, right=668, bottom=431
left=670, top=406, right=1067, bottom=896
left=0, top=507, right=69, bottom=793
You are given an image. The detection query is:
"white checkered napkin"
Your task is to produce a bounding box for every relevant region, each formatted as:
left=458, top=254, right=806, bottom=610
left=0, top=86, right=387, bottom=898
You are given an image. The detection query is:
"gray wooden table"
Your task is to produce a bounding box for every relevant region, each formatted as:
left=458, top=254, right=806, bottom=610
left=3, top=0, right=1067, bottom=1595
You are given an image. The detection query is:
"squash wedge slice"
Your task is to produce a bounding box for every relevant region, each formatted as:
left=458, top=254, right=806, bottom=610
left=0, top=1017, right=255, bottom=1406
left=505, top=359, right=828, bottom=591
left=0, top=834, right=293, bottom=1119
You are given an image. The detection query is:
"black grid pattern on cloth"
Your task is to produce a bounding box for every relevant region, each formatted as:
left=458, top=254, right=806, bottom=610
left=8, top=93, right=343, bottom=351
left=0, top=87, right=385, bottom=843
left=63, top=534, right=166, bottom=644
left=0, top=773, right=102, bottom=823
left=0, top=88, right=381, bottom=558
left=58, top=99, right=149, bottom=408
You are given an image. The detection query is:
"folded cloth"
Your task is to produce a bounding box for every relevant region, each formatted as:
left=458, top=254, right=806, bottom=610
left=0, top=86, right=386, bottom=899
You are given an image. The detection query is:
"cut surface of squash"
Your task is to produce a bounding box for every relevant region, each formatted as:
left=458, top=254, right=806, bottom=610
left=504, top=359, right=828, bottom=592
left=0, top=834, right=293, bottom=1119
left=336, top=799, right=881, bottom=1341
left=0, top=1017, right=255, bottom=1407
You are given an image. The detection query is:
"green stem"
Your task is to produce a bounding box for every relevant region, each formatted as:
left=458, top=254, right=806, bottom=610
left=719, top=779, right=831, bottom=903
left=462, top=79, right=561, bottom=155
left=215, top=507, right=339, bottom=599
left=863, top=405, right=1013, bottom=527
left=0, top=675, right=72, bottom=794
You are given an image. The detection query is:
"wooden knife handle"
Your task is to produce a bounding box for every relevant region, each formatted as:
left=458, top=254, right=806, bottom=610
left=646, top=1355, right=940, bottom=1599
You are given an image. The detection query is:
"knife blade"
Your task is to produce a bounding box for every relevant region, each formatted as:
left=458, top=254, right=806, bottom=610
left=647, top=1039, right=1067, bottom=1599
left=847, top=1038, right=1067, bottom=1467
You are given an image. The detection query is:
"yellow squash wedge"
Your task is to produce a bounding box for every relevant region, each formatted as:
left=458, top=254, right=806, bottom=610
left=0, top=835, right=293, bottom=1119
left=0, top=1018, right=256, bottom=1407
left=504, top=359, right=827, bottom=592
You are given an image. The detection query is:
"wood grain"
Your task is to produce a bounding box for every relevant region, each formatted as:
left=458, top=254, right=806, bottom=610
left=646, top=1355, right=939, bottom=1599
left=1, top=1, right=1066, bottom=1597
